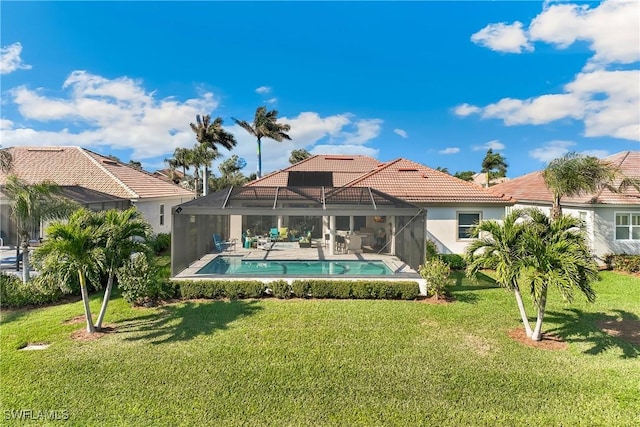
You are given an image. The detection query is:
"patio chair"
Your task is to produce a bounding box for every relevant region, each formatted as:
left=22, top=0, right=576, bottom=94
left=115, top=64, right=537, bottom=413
left=213, top=234, right=233, bottom=252
left=257, top=236, right=275, bottom=251
left=278, top=227, right=289, bottom=241
left=269, top=228, right=279, bottom=241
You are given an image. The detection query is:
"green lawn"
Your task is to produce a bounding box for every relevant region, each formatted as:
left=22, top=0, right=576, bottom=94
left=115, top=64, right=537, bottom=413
left=1, top=272, right=638, bottom=426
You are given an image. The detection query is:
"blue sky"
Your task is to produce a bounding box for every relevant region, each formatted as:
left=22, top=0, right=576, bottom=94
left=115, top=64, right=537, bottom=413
left=1, top=1, right=638, bottom=178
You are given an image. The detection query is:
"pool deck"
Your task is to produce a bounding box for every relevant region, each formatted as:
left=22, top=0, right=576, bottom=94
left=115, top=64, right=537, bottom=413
left=174, top=240, right=425, bottom=293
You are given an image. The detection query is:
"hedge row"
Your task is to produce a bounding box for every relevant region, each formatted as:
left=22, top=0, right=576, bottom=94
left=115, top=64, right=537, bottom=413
left=604, top=254, right=640, bottom=273
left=178, top=279, right=420, bottom=301
left=0, top=273, right=66, bottom=308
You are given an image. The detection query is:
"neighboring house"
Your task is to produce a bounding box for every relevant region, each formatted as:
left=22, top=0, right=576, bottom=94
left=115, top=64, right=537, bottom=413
left=0, top=146, right=195, bottom=245
left=471, top=172, right=509, bottom=188
left=246, top=155, right=514, bottom=255
left=489, top=151, right=640, bottom=260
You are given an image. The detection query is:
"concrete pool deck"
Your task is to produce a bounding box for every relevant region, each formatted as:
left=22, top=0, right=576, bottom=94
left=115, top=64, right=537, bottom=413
left=174, top=240, right=426, bottom=294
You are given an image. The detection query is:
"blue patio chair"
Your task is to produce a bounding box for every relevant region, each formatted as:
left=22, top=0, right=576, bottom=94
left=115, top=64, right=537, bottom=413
left=269, top=228, right=279, bottom=241
left=213, top=234, right=232, bottom=252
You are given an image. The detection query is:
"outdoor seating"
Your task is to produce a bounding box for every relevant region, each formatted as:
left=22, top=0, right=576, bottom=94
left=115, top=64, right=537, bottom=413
left=213, top=234, right=234, bottom=252
left=257, top=236, right=275, bottom=251
left=278, top=227, right=289, bottom=241
left=335, top=235, right=346, bottom=254
left=269, top=228, right=279, bottom=240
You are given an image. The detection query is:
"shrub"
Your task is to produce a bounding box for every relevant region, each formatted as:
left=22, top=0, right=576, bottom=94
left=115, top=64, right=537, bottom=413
left=350, top=281, right=373, bottom=299
left=117, top=254, right=160, bottom=305
left=425, top=239, right=439, bottom=260
left=419, top=258, right=452, bottom=300
left=291, top=280, right=311, bottom=298
left=268, top=280, right=292, bottom=299
left=0, top=272, right=66, bottom=308
left=149, top=233, right=171, bottom=255
left=604, top=254, right=640, bottom=273
left=438, top=254, right=466, bottom=270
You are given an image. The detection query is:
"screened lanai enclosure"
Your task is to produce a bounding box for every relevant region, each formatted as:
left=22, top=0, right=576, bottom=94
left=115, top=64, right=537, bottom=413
left=171, top=186, right=426, bottom=276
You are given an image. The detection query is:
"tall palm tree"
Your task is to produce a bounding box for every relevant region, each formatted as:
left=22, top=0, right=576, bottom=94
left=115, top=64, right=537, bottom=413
left=466, top=208, right=598, bottom=341
left=543, top=152, right=640, bottom=221
left=95, top=208, right=152, bottom=329
left=189, top=143, right=219, bottom=197
left=34, top=209, right=106, bottom=333
left=233, top=106, right=291, bottom=178
left=465, top=209, right=534, bottom=337
left=481, top=149, right=508, bottom=188
left=190, top=115, right=237, bottom=195
left=0, top=148, right=13, bottom=173
left=4, top=176, right=78, bottom=282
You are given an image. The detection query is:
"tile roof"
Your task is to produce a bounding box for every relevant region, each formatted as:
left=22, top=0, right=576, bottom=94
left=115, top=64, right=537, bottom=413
left=489, top=151, right=640, bottom=205
left=345, top=158, right=513, bottom=204
left=249, top=154, right=512, bottom=205
left=248, top=154, right=384, bottom=187
left=1, top=146, right=195, bottom=200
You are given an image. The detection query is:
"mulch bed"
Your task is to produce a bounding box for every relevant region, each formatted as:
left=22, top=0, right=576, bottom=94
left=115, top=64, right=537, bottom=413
left=508, top=328, right=568, bottom=350
left=416, top=295, right=455, bottom=305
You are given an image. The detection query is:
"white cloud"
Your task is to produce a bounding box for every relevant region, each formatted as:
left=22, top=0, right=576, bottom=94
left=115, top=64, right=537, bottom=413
left=265, top=97, right=278, bottom=104
left=460, top=1, right=640, bottom=142
left=2, top=70, right=218, bottom=159
left=342, top=119, right=383, bottom=145
left=1, top=42, right=32, bottom=74
left=470, top=21, right=533, bottom=53
left=310, top=144, right=379, bottom=158
left=393, top=128, right=408, bottom=138
left=454, top=103, right=481, bottom=117
left=473, top=140, right=505, bottom=151
left=529, top=140, right=576, bottom=163
left=439, top=147, right=460, bottom=154
left=0, top=119, right=14, bottom=130
left=529, top=0, right=640, bottom=70
left=255, top=86, right=271, bottom=94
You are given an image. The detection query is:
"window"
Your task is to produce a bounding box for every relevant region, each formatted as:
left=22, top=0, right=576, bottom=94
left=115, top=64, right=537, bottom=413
left=457, top=212, right=481, bottom=240
left=615, top=212, right=640, bottom=240
left=159, top=204, right=165, bottom=226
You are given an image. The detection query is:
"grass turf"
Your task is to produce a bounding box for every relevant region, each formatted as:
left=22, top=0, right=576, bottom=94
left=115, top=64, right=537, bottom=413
left=1, top=271, right=638, bottom=426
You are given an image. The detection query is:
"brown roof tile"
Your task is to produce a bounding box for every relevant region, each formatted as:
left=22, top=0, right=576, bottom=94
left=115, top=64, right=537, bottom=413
left=489, top=151, right=640, bottom=205
left=1, top=146, right=194, bottom=200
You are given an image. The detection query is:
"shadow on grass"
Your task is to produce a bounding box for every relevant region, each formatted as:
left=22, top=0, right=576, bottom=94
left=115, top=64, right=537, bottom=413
left=117, top=300, right=263, bottom=345
left=448, top=271, right=499, bottom=304
left=544, top=308, right=639, bottom=359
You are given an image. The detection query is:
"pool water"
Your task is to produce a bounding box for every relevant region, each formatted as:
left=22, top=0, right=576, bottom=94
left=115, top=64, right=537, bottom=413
left=196, top=257, right=394, bottom=276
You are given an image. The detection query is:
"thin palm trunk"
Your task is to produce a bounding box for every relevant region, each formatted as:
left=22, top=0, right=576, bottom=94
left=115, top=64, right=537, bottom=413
left=203, top=166, right=208, bottom=196
left=551, top=195, right=562, bottom=221
left=531, top=287, right=548, bottom=341
left=513, top=285, right=533, bottom=337
left=78, top=270, right=95, bottom=333
left=95, top=263, right=115, bottom=329
left=21, top=240, right=30, bottom=283
left=257, top=137, right=262, bottom=178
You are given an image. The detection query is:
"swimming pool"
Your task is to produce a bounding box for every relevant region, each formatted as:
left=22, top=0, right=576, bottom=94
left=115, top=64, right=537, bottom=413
left=196, top=256, right=394, bottom=276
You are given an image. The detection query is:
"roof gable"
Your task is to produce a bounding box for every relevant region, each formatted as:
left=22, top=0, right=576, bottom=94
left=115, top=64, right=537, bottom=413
left=1, top=146, right=194, bottom=200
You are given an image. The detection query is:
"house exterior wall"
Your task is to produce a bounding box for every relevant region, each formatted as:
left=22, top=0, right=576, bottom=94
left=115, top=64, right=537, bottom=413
left=425, top=206, right=506, bottom=254
left=510, top=202, right=640, bottom=260
left=135, top=196, right=193, bottom=235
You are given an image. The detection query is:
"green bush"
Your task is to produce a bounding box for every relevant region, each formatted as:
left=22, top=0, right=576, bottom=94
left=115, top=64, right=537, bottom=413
left=149, top=233, right=171, bottom=255
left=0, top=272, right=66, bottom=308
left=425, top=239, right=439, bottom=260
left=175, top=279, right=420, bottom=301
left=604, top=254, right=640, bottom=273
left=291, top=280, right=311, bottom=298
left=438, top=254, right=466, bottom=270
left=419, top=258, right=452, bottom=300
left=269, top=280, right=292, bottom=299
left=117, top=254, right=161, bottom=305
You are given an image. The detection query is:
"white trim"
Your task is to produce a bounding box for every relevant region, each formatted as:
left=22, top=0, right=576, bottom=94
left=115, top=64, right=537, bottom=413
left=456, top=211, right=481, bottom=241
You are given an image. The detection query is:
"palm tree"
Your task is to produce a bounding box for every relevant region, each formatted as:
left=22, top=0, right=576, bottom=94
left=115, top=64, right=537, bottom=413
left=0, top=148, right=13, bottom=173
left=465, top=209, right=534, bottom=337
left=34, top=209, right=106, bottom=333
left=95, top=208, right=152, bottom=329
left=190, top=115, right=237, bottom=196
left=189, top=144, right=219, bottom=197
left=466, top=208, right=598, bottom=341
left=481, top=149, right=508, bottom=188
left=543, top=152, right=640, bottom=221
left=289, top=149, right=310, bottom=165
left=233, top=106, right=291, bottom=178
left=4, top=176, right=78, bottom=282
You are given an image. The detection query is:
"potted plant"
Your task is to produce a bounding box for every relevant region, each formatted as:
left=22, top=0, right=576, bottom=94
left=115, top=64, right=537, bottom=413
left=298, top=231, right=312, bottom=248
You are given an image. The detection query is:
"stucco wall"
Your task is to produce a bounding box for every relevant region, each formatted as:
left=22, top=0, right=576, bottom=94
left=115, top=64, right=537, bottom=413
left=425, top=206, right=506, bottom=254
left=135, top=197, right=193, bottom=235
